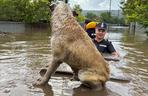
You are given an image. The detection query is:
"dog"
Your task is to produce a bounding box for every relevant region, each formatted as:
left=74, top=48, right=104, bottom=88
left=34, top=1, right=109, bottom=90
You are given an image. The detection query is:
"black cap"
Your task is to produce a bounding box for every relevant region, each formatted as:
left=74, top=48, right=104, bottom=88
left=96, top=22, right=107, bottom=30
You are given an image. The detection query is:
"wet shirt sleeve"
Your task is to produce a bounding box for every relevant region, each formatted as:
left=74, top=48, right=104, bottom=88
left=107, top=41, right=116, bottom=53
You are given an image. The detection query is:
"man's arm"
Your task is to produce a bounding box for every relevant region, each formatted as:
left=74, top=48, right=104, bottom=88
left=107, top=41, right=120, bottom=58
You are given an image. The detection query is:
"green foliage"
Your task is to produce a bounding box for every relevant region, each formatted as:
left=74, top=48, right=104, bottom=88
left=100, top=12, right=111, bottom=23
left=84, top=11, right=125, bottom=24
left=24, top=0, right=50, bottom=23
left=121, top=0, right=148, bottom=28
left=73, top=4, right=86, bottom=22
left=100, top=12, right=125, bottom=25
left=85, top=12, right=100, bottom=22
left=0, top=0, right=51, bottom=23
left=73, top=4, right=82, bottom=13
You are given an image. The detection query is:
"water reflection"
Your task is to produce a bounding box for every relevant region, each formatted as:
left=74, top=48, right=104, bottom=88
left=74, top=85, right=123, bottom=96
left=37, top=83, right=121, bottom=96
left=36, top=84, right=54, bottom=96
left=0, top=26, right=148, bottom=96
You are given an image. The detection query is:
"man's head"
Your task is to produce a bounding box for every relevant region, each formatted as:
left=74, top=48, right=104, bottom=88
left=95, top=22, right=107, bottom=40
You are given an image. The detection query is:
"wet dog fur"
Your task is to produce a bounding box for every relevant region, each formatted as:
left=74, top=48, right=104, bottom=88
left=34, top=1, right=109, bottom=89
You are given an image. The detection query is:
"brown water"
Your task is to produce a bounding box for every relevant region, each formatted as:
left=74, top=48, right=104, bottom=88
left=0, top=27, right=147, bottom=96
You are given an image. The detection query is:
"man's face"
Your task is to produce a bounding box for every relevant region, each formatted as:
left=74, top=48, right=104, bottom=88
left=95, top=28, right=106, bottom=39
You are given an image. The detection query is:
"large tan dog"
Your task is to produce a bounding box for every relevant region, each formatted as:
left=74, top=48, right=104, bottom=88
left=34, top=1, right=109, bottom=89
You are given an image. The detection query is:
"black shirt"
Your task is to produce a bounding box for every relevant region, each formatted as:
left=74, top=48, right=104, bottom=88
left=86, top=28, right=96, bottom=39
left=93, top=39, right=116, bottom=54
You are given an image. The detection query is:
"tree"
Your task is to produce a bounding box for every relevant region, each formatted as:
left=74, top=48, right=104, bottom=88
left=24, top=0, right=50, bottom=23
left=121, top=0, right=148, bottom=28
left=100, top=12, right=111, bottom=23
left=0, top=0, right=53, bottom=23
left=73, top=4, right=85, bottom=22
left=99, top=12, right=125, bottom=25
left=85, top=12, right=100, bottom=22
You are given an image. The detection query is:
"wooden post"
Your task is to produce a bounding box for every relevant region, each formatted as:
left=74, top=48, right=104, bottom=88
left=129, top=22, right=136, bottom=35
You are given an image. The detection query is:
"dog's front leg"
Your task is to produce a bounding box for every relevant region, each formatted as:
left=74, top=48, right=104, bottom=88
left=34, top=58, right=62, bottom=86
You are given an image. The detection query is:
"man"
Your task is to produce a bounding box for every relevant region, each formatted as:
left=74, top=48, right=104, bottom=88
left=93, top=22, right=120, bottom=58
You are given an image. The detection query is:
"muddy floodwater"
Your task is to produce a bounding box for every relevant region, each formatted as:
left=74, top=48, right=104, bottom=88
left=0, top=26, right=148, bottom=96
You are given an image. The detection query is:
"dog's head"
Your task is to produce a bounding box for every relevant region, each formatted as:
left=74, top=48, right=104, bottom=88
left=49, top=1, right=64, bottom=12
left=50, top=1, right=78, bottom=17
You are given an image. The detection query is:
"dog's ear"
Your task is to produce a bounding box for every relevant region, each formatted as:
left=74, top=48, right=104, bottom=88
left=72, top=11, right=78, bottom=17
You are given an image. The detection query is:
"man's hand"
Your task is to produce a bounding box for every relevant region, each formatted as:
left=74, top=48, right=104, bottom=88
left=112, top=52, right=120, bottom=58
